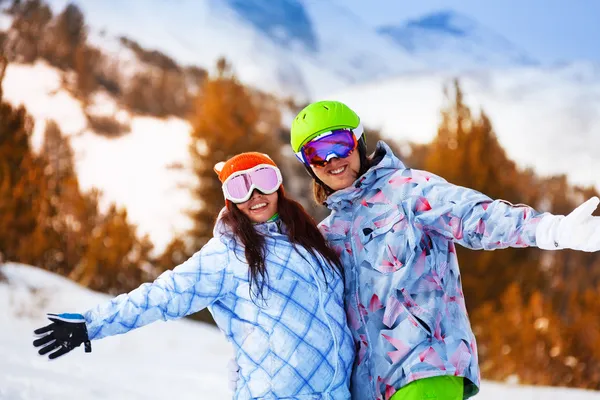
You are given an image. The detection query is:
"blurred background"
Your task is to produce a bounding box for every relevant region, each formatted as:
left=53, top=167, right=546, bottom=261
left=0, top=0, right=599, bottom=398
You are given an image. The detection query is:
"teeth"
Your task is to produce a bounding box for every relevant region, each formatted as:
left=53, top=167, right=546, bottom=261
left=250, top=203, right=267, bottom=210
left=330, top=166, right=346, bottom=175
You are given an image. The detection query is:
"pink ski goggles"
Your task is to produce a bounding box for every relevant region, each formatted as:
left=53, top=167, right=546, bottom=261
left=296, top=124, right=364, bottom=168
left=222, top=164, right=283, bottom=203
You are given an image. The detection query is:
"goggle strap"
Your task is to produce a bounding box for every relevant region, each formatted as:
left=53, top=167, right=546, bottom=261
left=353, top=123, right=364, bottom=140
left=222, top=164, right=280, bottom=184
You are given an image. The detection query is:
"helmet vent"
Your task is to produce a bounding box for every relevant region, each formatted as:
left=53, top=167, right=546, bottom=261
left=323, top=105, right=329, bottom=110
left=302, top=113, right=306, bottom=119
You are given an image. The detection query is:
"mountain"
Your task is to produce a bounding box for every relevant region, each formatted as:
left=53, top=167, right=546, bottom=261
left=38, top=2, right=549, bottom=102
left=377, top=10, right=539, bottom=70
left=2, top=262, right=600, bottom=399
left=45, top=0, right=428, bottom=100
left=45, top=0, right=536, bottom=100
left=221, top=0, right=318, bottom=52
left=44, top=0, right=543, bottom=102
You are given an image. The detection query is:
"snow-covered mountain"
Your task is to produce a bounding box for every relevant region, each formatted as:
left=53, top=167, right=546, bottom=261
left=43, top=0, right=422, bottom=100
left=3, top=262, right=600, bottom=399
left=43, top=0, right=537, bottom=101
left=377, top=10, right=538, bottom=70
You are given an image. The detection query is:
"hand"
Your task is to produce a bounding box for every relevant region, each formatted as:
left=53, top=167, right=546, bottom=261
left=33, top=313, right=92, bottom=360
left=227, top=359, right=240, bottom=392
left=536, top=196, right=600, bottom=252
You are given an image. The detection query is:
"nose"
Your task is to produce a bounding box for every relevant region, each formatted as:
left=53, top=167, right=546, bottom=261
left=249, top=189, right=263, bottom=199
left=327, top=157, right=343, bottom=167
left=325, top=153, right=339, bottom=162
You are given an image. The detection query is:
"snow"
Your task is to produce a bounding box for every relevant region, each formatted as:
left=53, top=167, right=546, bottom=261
left=0, top=263, right=232, bottom=400
left=2, top=262, right=599, bottom=399
left=0, top=11, right=12, bottom=31
left=2, top=63, right=88, bottom=147
left=2, top=62, right=195, bottom=252
left=327, top=64, right=600, bottom=192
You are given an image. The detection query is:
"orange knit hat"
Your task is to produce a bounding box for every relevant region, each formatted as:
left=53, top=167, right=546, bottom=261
left=214, top=152, right=279, bottom=183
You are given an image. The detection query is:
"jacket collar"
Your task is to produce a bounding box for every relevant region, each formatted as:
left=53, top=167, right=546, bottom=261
left=213, top=209, right=286, bottom=238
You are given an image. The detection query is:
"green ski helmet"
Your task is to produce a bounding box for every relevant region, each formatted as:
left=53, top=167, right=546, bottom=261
left=290, top=100, right=364, bottom=154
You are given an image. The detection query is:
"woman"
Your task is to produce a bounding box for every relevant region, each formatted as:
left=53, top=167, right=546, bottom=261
left=32, top=152, right=355, bottom=400
left=288, top=100, right=600, bottom=399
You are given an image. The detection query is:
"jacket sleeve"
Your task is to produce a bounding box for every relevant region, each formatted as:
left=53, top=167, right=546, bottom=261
left=409, top=170, right=546, bottom=250
left=84, top=237, right=233, bottom=340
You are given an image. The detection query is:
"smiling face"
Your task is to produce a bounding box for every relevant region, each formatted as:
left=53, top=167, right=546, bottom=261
left=236, top=190, right=279, bottom=223
left=309, top=149, right=361, bottom=191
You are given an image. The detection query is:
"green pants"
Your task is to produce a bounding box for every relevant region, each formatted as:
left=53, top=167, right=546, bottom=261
left=389, top=376, right=464, bottom=400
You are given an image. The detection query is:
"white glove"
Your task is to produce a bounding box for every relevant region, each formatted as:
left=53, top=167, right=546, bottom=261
left=227, top=359, right=240, bottom=392
left=536, top=196, right=600, bottom=252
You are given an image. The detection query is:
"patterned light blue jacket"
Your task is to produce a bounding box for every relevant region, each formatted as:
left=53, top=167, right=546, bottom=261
left=319, top=141, right=545, bottom=399
left=84, top=215, right=355, bottom=400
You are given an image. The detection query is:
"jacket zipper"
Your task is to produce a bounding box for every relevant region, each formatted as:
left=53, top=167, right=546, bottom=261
left=348, top=209, right=377, bottom=400
left=308, top=251, right=340, bottom=397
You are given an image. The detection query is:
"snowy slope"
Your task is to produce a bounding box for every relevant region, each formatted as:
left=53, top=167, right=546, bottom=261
left=377, top=10, right=538, bottom=70
left=327, top=63, right=600, bottom=193
left=0, top=263, right=232, bottom=400
left=2, top=262, right=600, bottom=399
left=2, top=62, right=196, bottom=252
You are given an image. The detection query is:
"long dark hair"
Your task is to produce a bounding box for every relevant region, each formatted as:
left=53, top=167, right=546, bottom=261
left=220, top=186, right=344, bottom=300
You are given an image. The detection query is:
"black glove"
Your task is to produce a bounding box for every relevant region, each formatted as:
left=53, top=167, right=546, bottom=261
left=33, top=313, right=92, bottom=360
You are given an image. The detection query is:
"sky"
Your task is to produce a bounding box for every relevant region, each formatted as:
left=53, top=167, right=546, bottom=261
left=331, top=0, right=600, bottom=64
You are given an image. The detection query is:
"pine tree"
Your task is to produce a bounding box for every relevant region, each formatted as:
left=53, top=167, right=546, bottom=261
left=424, top=80, right=600, bottom=389
left=38, top=120, right=87, bottom=274
left=41, top=3, right=86, bottom=70
left=74, top=44, right=100, bottom=98
left=70, top=203, right=154, bottom=294
left=422, top=79, right=547, bottom=310
left=0, top=56, right=48, bottom=265
left=5, top=0, right=53, bottom=63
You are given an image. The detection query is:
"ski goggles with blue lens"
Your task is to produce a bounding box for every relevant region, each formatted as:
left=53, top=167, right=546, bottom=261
left=295, top=124, right=364, bottom=168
